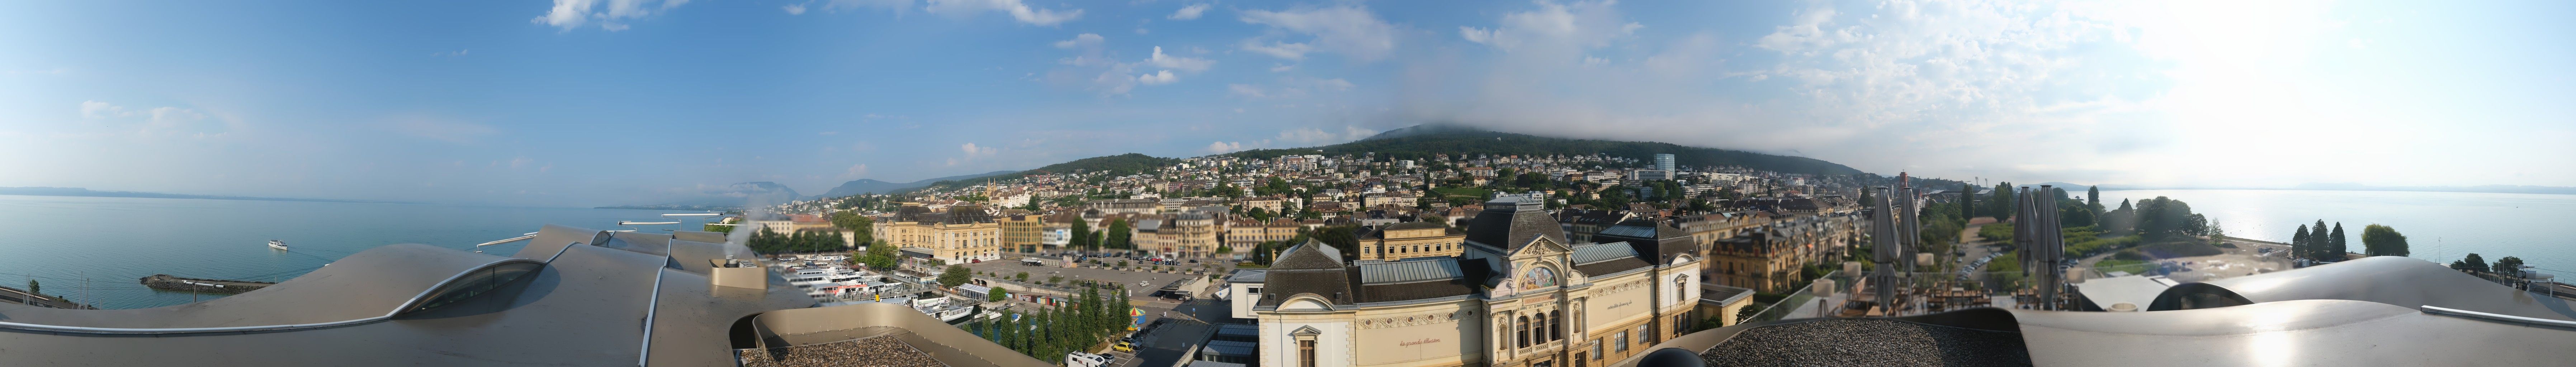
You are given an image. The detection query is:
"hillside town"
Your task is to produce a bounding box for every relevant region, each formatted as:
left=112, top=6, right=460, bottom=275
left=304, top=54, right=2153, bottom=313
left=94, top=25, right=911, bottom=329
left=751, top=152, right=1880, bottom=296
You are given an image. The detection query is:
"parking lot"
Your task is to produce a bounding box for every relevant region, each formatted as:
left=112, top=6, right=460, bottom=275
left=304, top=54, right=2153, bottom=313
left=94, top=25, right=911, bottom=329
left=959, top=257, right=1232, bottom=300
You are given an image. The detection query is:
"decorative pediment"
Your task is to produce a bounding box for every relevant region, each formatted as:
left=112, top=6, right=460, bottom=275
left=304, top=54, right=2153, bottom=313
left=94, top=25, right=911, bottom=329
left=1507, top=237, right=1569, bottom=259
left=1291, top=325, right=1322, bottom=336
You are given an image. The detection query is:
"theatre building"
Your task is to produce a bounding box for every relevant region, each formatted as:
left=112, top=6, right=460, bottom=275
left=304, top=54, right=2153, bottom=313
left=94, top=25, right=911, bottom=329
left=1247, top=194, right=1702, bottom=367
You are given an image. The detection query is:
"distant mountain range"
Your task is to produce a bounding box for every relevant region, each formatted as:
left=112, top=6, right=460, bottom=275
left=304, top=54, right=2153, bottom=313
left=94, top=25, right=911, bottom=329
left=1225, top=124, right=1865, bottom=176
left=816, top=170, right=1017, bottom=198
left=0, top=187, right=421, bottom=204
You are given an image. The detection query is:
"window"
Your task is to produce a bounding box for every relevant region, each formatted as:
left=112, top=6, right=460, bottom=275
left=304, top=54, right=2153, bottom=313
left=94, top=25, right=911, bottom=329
left=1590, top=341, right=1602, bottom=359
left=1549, top=310, right=1563, bottom=341
left=1636, top=325, right=1651, bottom=345
left=1613, top=332, right=1629, bottom=352
left=1298, top=339, right=1316, bottom=367
left=1504, top=315, right=1525, bottom=346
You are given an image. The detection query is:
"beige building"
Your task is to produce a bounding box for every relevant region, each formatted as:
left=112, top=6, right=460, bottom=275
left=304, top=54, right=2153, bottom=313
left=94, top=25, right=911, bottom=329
left=1137, top=213, right=1224, bottom=258
left=1704, top=214, right=1857, bottom=292
left=1241, top=195, right=1702, bottom=367
left=1228, top=219, right=1304, bottom=251
left=1001, top=214, right=1046, bottom=254
left=874, top=204, right=1004, bottom=263
left=1356, top=222, right=1467, bottom=261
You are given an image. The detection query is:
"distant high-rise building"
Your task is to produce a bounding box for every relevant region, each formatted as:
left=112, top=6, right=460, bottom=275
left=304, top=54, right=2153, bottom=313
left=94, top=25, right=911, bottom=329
left=1655, top=153, right=1677, bottom=171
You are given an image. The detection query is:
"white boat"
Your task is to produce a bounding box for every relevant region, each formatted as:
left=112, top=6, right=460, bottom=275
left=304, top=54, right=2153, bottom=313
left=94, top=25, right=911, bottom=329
left=268, top=240, right=289, bottom=251
left=932, top=305, right=973, bottom=323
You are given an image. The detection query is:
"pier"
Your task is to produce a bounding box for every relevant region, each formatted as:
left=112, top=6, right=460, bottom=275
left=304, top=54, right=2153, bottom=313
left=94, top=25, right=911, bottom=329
left=138, top=274, right=277, bottom=294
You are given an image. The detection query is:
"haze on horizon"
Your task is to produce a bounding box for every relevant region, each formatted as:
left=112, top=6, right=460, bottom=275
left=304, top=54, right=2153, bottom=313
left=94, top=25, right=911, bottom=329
left=3, top=0, right=2571, bottom=207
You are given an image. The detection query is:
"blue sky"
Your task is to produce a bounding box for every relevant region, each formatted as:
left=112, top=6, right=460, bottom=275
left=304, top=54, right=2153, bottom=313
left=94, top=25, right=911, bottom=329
left=3, top=0, right=2572, bottom=206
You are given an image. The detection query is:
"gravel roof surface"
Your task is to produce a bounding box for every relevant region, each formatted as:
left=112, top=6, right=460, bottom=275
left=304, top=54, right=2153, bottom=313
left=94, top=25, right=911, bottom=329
left=739, top=335, right=949, bottom=367
left=1700, top=319, right=2032, bottom=367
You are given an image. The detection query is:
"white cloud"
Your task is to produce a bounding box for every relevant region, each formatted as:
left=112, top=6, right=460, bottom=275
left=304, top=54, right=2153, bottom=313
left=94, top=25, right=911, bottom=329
left=1169, top=4, right=1211, bottom=20
left=1226, top=77, right=1350, bottom=99
left=840, top=164, right=870, bottom=179
left=1053, top=45, right=1214, bottom=95
left=1054, top=33, right=1105, bottom=49
left=80, top=100, right=129, bottom=119
left=960, top=142, right=998, bottom=157
left=1277, top=126, right=1375, bottom=144
left=1456, top=0, right=1642, bottom=52
left=783, top=3, right=808, bottom=14
left=1311, top=78, right=1353, bottom=91
left=926, top=0, right=1081, bottom=26
left=1137, top=70, right=1180, bottom=85
left=77, top=100, right=223, bottom=138
left=1228, top=84, right=1267, bottom=98
left=1146, top=46, right=1214, bottom=72
left=1239, top=5, right=1398, bottom=61
left=532, top=0, right=693, bottom=31
left=822, top=0, right=914, bottom=14
left=1268, top=64, right=1295, bottom=72
left=1239, top=40, right=1316, bottom=60
left=1401, top=0, right=2185, bottom=186
left=1204, top=141, right=1244, bottom=153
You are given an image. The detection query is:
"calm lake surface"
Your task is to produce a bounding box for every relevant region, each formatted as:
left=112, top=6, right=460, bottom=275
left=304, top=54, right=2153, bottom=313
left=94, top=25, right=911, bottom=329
left=2094, top=189, right=2576, bottom=275
left=0, top=195, right=710, bottom=309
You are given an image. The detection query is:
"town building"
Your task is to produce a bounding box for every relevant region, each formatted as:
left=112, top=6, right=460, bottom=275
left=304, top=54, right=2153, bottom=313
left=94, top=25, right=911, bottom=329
left=1355, top=221, right=1468, bottom=261
left=1137, top=212, right=1224, bottom=258
left=1239, top=195, right=1702, bottom=367
left=1228, top=219, right=1305, bottom=251
left=1002, top=214, right=1048, bottom=254
left=875, top=203, right=1004, bottom=263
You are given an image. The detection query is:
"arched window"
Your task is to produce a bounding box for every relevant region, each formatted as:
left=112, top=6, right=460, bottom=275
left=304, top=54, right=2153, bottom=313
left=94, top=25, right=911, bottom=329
left=1517, top=315, right=1531, bottom=347
left=1549, top=310, right=1563, bottom=341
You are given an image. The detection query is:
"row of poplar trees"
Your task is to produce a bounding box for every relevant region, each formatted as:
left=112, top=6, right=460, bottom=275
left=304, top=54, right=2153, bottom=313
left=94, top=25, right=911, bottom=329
left=2289, top=220, right=2346, bottom=261
left=968, top=285, right=1134, bottom=364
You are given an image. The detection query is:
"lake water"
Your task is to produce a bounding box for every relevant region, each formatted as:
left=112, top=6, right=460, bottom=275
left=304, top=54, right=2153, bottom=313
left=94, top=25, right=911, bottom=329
left=2092, top=189, right=2576, bottom=275
left=0, top=195, right=712, bottom=309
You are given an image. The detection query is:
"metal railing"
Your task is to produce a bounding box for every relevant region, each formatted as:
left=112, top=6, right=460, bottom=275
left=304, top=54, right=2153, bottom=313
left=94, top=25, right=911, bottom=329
left=1739, top=270, right=1847, bottom=323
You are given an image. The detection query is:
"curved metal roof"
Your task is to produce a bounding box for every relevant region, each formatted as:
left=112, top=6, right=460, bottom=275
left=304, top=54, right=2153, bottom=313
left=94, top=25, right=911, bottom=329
left=0, top=243, right=522, bottom=332
left=0, top=225, right=826, bottom=366
left=2149, top=256, right=2576, bottom=321
left=2014, top=299, right=2576, bottom=365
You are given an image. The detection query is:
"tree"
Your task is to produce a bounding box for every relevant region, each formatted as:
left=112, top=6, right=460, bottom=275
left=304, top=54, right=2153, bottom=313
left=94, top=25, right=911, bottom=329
left=939, top=265, right=973, bottom=288
left=2494, top=256, right=2527, bottom=276
left=2311, top=220, right=2332, bottom=260
left=830, top=210, right=873, bottom=235
left=1959, top=184, right=1976, bottom=220
left=1016, top=271, right=1031, bottom=282
left=990, top=287, right=1011, bottom=302
left=24, top=279, right=35, bottom=295
left=2086, top=186, right=2102, bottom=218
left=863, top=240, right=898, bottom=270
left=2329, top=223, right=2348, bottom=258
left=1106, top=219, right=1133, bottom=250
left=2452, top=253, right=2488, bottom=272
left=1070, top=219, right=1095, bottom=251
left=2291, top=224, right=2311, bottom=259
left=2361, top=224, right=2410, bottom=257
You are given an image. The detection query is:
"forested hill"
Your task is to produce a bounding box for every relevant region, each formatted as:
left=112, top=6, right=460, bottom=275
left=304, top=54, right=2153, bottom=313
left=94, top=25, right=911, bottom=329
left=902, top=153, right=1181, bottom=194
left=1224, top=124, right=1864, bottom=176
